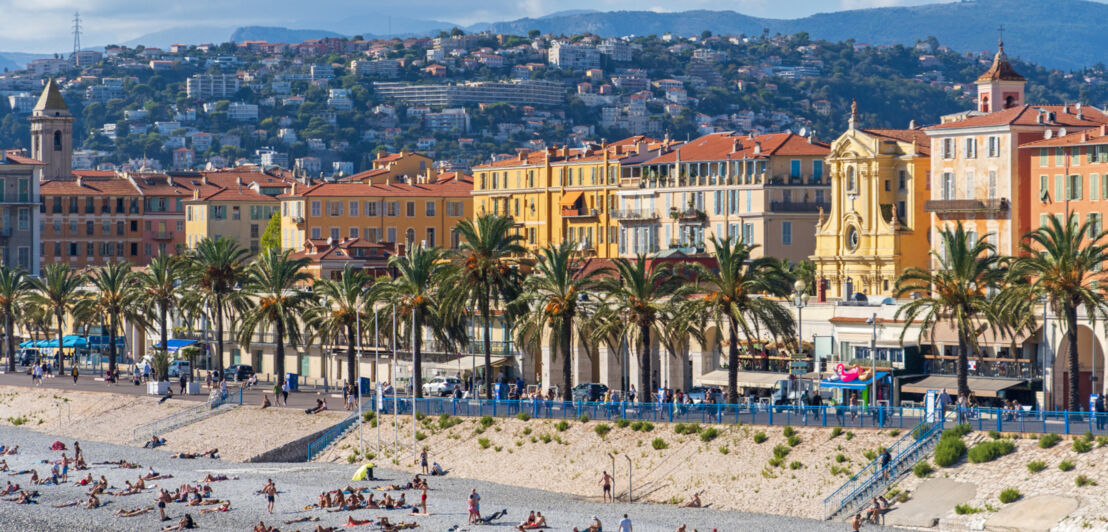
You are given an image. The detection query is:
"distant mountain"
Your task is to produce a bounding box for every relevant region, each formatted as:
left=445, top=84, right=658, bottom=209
left=121, top=26, right=238, bottom=48
left=0, top=52, right=53, bottom=71
left=230, top=26, right=344, bottom=44
left=470, top=0, right=1108, bottom=70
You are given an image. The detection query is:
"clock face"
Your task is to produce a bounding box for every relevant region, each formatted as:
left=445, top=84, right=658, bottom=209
left=846, top=225, right=860, bottom=252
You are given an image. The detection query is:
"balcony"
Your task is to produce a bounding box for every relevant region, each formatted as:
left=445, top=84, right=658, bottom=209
left=611, top=209, right=658, bottom=221
left=561, top=208, right=599, bottom=219
left=924, top=198, right=1009, bottom=214
left=923, top=355, right=1041, bottom=380
left=152, top=231, right=174, bottom=241
left=669, top=208, right=707, bottom=224
left=769, top=201, right=830, bottom=213
left=291, top=216, right=305, bottom=225
left=766, top=175, right=826, bottom=187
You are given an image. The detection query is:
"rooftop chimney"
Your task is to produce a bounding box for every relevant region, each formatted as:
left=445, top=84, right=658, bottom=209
left=76, top=176, right=83, bottom=188
left=754, top=142, right=762, bottom=154
left=731, top=138, right=740, bottom=154
left=192, top=188, right=199, bottom=200
left=909, top=119, right=917, bottom=129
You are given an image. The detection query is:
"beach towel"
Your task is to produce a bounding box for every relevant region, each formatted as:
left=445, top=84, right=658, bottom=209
left=50, top=441, right=66, bottom=451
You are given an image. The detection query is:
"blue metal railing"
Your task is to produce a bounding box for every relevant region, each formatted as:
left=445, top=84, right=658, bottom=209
left=306, top=400, right=364, bottom=460
left=370, top=397, right=1108, bottom=436
left=822, top=412, right=948, bottom=520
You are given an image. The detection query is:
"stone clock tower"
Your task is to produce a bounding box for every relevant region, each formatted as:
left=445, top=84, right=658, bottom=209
left=29, top=78, right=74, bottom=180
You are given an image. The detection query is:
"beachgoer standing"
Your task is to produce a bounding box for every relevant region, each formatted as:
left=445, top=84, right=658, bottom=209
left=281, top=380, right=290, bottom=406
left=179, top=373, right=187, bottom=395
left=467, top=488, right=480, bottom=524
left=879, top=448, right=891, bottom=480
left=420, top=448, right=429, bottom=475
left=420, top=485, right=428, bottom=515
left=851, top=513, right=863, bottom=531
left=600, top=470, right=613, bottom=503
left=262, top=479, right=277, bottom=513
left=618, top=514, right=632, bottom=532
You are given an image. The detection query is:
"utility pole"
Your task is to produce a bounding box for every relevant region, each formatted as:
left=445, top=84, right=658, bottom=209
left=71, top=12, right=81, bottom=66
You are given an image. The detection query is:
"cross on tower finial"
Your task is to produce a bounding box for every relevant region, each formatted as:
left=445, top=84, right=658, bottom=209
left=997, top=24, right=1005, bottom=47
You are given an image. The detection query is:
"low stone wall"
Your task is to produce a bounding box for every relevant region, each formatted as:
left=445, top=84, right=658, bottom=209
left=244, top=422, right=341, bottom=463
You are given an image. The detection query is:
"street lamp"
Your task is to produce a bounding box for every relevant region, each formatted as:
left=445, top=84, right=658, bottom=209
left=792, top=279, right=810, bottom=375
left=866, top=313, right=878, bottom=407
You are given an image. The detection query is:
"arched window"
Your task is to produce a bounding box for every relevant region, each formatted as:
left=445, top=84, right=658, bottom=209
left=53, top=130, right=62, bottom=151
left=980, top=95, right=989, bottom=112
left=1005, top=95, right=1016, bottom=109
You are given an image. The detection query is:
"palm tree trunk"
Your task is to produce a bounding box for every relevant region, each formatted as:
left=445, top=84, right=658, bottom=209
left=561, top=315, right=573, bottom=402
left=275, top=318, right=286, bottom=387
left=346, top=323, right=356, bottom=390
left=1065, top=303, right=1080, bottom=412
left=482, top=291, right=493, bottom=399
left=56, top=312, right=65, bottom=373
left=214, top=294, right=224, bottom=376
left=413, top=308, right=423, bottom=399
left=6, top=315, right=15, bottom=373
left=159, top=303, right=170, bottom=378
left=639, top=321, right=651, bottom=403
left=956, top=328, right=969, bottom=402
left=727, top=315, right=740, bottom=404
left=108, top=314, right=118, bottom=379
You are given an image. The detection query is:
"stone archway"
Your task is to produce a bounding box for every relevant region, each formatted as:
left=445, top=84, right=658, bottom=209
left=1053, top=324, right=1106, bottom=409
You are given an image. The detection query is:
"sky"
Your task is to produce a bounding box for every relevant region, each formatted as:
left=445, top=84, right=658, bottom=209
left=0, top=0, right=962, bottom=53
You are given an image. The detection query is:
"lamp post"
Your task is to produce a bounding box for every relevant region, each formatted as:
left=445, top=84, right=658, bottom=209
left=355, top=292, right=363, bottom=459
left=866, top=313, right=878, bottom=407
left=792, top=279, right=810, bottom=375
left=374, top=307, right=380, bottom=454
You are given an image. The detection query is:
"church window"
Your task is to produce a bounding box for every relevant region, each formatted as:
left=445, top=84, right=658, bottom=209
left=53, top=130, right=62, bottom=151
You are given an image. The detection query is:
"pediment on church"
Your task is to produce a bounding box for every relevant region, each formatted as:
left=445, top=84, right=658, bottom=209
left=830, top=133, right=876, bottom=159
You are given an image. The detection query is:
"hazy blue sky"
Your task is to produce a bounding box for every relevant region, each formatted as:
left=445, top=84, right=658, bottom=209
left=0, top=0, right=962, bottom=52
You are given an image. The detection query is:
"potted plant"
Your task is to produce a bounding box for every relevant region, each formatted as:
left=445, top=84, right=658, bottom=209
left=147, top=348, right=171, bottom=395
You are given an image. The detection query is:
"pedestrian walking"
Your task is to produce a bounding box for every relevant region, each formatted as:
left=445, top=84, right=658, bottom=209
left=879, top=448, right=891, bottom=480
left=617, top=513, right=633, bottom=532
left=71, top=366, right=78, bottom=384
left=281, top=380, right=290, bottom=406
left=179, top=373, right=187, bottom=395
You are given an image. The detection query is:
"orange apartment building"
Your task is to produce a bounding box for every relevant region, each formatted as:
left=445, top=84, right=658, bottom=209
left=1022, top=126, right=1108, bottom=242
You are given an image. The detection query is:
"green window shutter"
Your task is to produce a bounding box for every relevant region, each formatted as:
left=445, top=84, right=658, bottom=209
left=1041, top=214, right=1049, bottom=228
left=1056, top=174, right=1064, bottom=200
left=1088, top=146, right=1094, bottom=164
left=1040, top=175, right=1048, bottom=198
left=1093, top=174, right=1100, bottom=201
left=1076, top=175, right=1084, bottom=200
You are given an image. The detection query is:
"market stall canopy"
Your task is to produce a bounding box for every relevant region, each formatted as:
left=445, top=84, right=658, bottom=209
left=901, top=375, right=1025, bottom=398
left=699, top=370, right=787, bottom=388
left=820, top=371, right=890, bottom=390
left=163, top=339, right=199, bottom=353
left=27, top=335, right=89, bottom=348
left=424, top=355, right=509, bottom=374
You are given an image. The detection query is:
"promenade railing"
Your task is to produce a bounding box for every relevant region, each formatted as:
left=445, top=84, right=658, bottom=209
left=370, top=397, right=1108, bottom=436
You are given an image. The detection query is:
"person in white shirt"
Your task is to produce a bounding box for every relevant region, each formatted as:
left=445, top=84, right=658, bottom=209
left=617, top=513, right=632, bottom=532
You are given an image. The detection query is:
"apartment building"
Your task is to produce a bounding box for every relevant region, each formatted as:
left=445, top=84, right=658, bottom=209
left=186, top=74, right=241, bottom=99
left=471, top=136, right=662, bottom=258
left=924, top=44, right=1108, bottom=259
left=372, top=80, right=564, bottom=107
left=342, top=151, right=435, bottom=185
left=279, top=176, right=472, bottom=254
left=1022, top=126, right=1108, bottom=242
left=39, top=175, right=145, bottom=268
left=548, top=42, right=600, bottom=70
left=185, top=186, right=280, bottom=253
left=0, top=149, right=42, bottom=274
left=622, top=131, right=830, bottom=262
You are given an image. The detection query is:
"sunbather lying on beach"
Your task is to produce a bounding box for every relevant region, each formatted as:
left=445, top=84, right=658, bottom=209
left=160, top=514, right=195, bottom=531
left=253, top=521, right=279, bottom=532
left=198, top=500, right=231, bottom=513
left=113, top=506, right=152, bottom=517
left=85, top=493, right=100, bottom=509
left=475, top=509, right=507, bottom=525
left=144, top=436, right=167, bottom=449
left=202, top=473, right=235, bottom=482
left=7, top=490, right=37, bottom=504
left=0, top=445, right=19, bottom=455
left=343, top=515, right=373, bottom=526
left=377, top=516, right=419, bottom=531
left=284, top=516, right=320, bottom=525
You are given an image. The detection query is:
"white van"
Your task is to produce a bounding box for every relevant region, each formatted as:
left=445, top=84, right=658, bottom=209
left=167, top=360, right=192, bottom=378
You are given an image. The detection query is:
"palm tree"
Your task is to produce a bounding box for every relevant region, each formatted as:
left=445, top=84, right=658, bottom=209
left=454, top=214, right=526, bottom=398
left=237, top=248, right=312, bottom=386
left=0, top=266, right=29, bottom=372
left=29, top=263, right=85, bottom=373
left=376, top=245, right=454, bottom=398
left=185, top=237, right=250, bottom=375
left=307, top=266, right=370, bottom=385
left=601, top=255, right=695, bottom=402
left=1009, top=214, right=1108, bottom=411
left=658, top=298, right=707, bottom=390
left=586, top=301, right=631, bottom=392
left=519, top=241, right=607, bottom=401
left=136, top=253, right=185, bottom=376
left=696, top=237, right=795, bottom=404
left=895, top=223, right=1008, bottom=402
left=77, top=261, right=141, bottom=378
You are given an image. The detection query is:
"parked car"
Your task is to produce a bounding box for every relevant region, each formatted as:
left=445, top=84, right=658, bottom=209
left=167, top=360, right=191, bottom=378
left=687, top=386, right=723, bottom=404
left=17, top=348, right=40, bottom=366
left=422, top=376, right=462, bottom=397
left=571, top=382, right=609, bottom=402
left=224, top=364, right=255, bottom=382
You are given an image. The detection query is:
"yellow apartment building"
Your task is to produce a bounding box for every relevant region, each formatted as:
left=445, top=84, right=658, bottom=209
left=279, top=176, right=473, bottom=252
left=184, top=187, right=281, bottom=253
left=811, top=119, right=932, bottom=299
left=470, top=136, right=660, bottom=258
left=343, top=151, right=435, bottom=184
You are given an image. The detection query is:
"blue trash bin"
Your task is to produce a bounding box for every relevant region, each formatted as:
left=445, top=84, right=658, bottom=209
left=285, top=373, right=299, bottom=392
left=358, top=376, right=372, bottom=397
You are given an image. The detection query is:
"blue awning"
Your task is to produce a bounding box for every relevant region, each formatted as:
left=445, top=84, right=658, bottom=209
left=820, top=371, right=890, bottom=390
left=164, top=339, right=198, bottom=353
left=19, top=340, right=33, bottom=348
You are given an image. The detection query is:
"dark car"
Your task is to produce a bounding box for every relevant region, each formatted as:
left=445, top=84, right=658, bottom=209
left=687, top=386, right=723, bottom=405
left=224, top=364, right=255, bottom=382
left=571, top=382, right=609, bottom=402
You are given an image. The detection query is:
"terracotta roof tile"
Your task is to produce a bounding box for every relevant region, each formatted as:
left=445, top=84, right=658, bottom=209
left=647, top=132, right=828, bottom=164
left=859, top=128, right=932, bottom=156
left=289, top=180, right=473, bottom=198
left=41, top=177, right=141, bottom=196
left=928, top=105, right=1108, bottom=131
